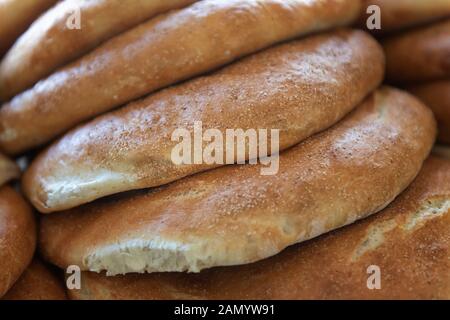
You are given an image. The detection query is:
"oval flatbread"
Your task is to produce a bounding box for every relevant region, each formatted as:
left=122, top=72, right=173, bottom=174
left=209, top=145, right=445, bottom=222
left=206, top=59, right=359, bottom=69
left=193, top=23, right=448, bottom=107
left=39, top=87, right=436, bottom=276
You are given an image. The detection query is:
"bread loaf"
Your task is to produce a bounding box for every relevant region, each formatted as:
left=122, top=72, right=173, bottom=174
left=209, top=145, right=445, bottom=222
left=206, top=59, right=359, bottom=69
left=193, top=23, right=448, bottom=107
left=69, top=156, right=450, bottom=300
left=0, top=0, right=197, bottom=100
left=383, top=19, right=450, bottom=84
left=0, top=0, right=56, bottom=57
left=0, top=0, right=362, bottom=155
left=39, top=87, right=436, bottom=276
left=23, top=29, right=385, bottom=213
left=409, top=81, right=450, bottom=144
left=2, top=259, right=67, bottom=300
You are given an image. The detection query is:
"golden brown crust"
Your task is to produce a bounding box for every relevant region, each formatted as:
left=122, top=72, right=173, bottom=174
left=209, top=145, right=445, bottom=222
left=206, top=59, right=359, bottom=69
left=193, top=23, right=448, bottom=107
left=0, top=0, right=362, bottom=155
left=0, top=0, right=197, bottom=100
left=408, top=80, right=450, bottom=144
left=0, top=0, right=56, bottom=58
left=358, top=0, right=450, bottom=33
left=383, top=19, right=450, bottom=84
left=2, top=259, right=66, bottom=300
left=0, top=186, right=36, bottom=297
left=69, top=156, right=450, bottom=300
left=0, top=153, right=19, bottom=187
left=23, top=29, right=385, bottom=213
left=39, top=87, right=436, bottom=276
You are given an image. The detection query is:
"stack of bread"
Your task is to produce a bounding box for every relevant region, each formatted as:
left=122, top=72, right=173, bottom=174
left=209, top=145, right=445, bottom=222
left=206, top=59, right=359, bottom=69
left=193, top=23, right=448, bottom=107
left=382, top=15, right=450, bottom=147
left=0, top=0, right=448, bottom=300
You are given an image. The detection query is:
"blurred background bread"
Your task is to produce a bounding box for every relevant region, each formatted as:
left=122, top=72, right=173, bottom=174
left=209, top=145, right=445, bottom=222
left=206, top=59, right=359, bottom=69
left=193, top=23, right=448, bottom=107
left=0, top=153, right=19, bottom=187
left=409, top=81, right=450, bottom=144
left=0, top=0, right=57, bottom=58
left=0, top=186, right=36, bottom=297
left=2, top=259, right=66, bottom=300
left=383, top=19, right=450, bottom=84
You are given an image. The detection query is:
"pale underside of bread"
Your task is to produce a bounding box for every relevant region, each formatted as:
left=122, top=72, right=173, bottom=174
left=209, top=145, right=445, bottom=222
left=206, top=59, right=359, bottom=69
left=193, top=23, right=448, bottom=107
left=0, top=0, right=198, bottom=100
left=2, top=259, right=67, bottom=300
left=383, top=19, right=450, bottom=84
left=0, top=153, right=19, bottom=188
left=0, top=186, right=36, bottom=297
left=69, top=156, right=450, bottom=300
left=39, top=87, right=436, bottom=276
left=23, top=29, right=385, bottom=213
left=0, top=0, right=57, bottom=58
left=0, top=0, right=362, bottom=155
left=358, top=0, right=450, bottom=33
left=408, top=80, right=450, bottom=144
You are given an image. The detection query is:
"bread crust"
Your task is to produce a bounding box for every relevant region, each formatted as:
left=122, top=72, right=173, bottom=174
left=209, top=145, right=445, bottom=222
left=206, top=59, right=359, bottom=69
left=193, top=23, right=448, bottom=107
left=0, top=186, right=36, bottom=297
left=0, top=0, right=197, bottom=100
left=2, top=259, right=66, bottom=300
left=0, top=0, right=56, bottom=57
left=0, top=0, right=362, bottom=155
left=383, top=19, right=450, bottom=84
left=39, top=87, right=436, bottom=276
left=23, top=29, right=385, bottom=213
left=69, top=156, right=450, bottom=300
left=358, top=0, right=450, bottom=33
left=409, top=80, right=450, bottom=144
left=0, top=153, right=19, bottom=188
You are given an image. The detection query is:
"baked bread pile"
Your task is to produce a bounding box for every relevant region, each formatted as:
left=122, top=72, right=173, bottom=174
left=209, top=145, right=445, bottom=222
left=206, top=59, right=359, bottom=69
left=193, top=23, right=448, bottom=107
left=384, top=18, right=450, bottom=145
left=0, top=0, right=448, bottom=300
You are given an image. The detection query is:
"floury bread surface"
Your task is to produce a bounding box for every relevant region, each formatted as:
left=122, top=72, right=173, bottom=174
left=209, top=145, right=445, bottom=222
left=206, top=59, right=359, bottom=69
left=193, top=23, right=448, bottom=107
left=23, top=29, right=385, bottom=213
left=0, top=0, right=362, bottom=155
left=70, top=156, right=450, bottom=300
left=0, top=0, right=198, bottom=100
left=40, top=87, right=436, bottom=276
